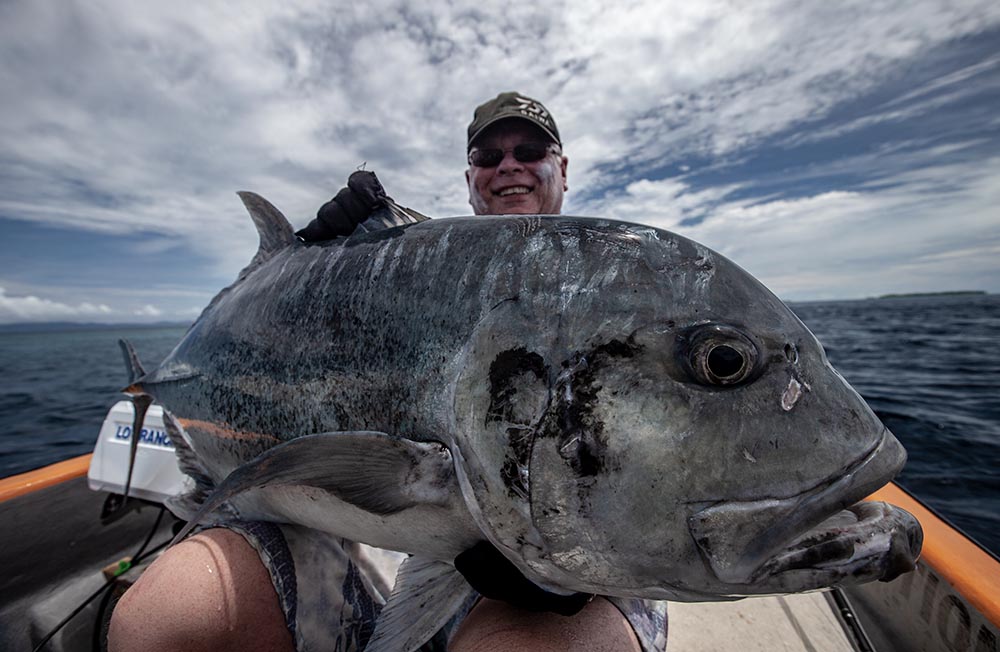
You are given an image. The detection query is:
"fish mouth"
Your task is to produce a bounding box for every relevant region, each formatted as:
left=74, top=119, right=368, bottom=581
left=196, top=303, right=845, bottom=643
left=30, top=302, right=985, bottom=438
left=688, top=428, right=923, bottom=591
left=750, top=500, right=922, bottom=584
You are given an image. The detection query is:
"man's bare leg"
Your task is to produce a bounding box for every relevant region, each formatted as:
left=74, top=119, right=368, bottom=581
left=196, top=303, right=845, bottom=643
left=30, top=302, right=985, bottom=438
left=110, top=527, right=643, bottom=652
left=449, top=596, right=643, bottom=652
left=108, top=528, right=294, bottom=652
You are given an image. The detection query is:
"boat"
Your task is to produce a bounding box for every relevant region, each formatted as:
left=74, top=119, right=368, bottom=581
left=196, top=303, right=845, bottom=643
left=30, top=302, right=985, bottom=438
left=1, top=401, right=997, bottom=651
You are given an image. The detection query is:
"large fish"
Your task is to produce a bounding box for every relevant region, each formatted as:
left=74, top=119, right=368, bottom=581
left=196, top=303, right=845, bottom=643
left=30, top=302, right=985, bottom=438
left=124, top=193, right=921, bottom=651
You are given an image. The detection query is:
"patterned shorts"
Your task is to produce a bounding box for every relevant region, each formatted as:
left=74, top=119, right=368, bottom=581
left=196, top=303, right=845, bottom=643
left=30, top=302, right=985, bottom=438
left=221, top=521, right=667, bottom=652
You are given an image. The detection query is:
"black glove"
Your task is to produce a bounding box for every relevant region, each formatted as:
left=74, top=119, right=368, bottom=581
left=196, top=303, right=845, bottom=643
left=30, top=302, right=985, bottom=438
left=296, top=170, right=387, bottom=242
left=454, top=541, right=595, bottom=616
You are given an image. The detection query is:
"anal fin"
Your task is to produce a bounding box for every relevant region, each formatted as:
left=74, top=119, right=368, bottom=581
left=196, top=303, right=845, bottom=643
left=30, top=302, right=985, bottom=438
left=365, top=556, right=472, bottom=652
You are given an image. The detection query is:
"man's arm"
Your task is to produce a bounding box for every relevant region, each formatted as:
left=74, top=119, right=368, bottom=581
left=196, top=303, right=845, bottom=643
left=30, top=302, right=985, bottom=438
left=296, top=170, right=387, bottom=241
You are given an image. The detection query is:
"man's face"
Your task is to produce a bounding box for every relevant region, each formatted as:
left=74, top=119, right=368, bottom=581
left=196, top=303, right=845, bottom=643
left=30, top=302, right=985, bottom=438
left=466, top=120, right=569, bottom=216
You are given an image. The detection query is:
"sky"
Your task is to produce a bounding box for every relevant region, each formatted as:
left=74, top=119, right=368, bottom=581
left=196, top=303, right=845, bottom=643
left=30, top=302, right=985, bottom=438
left=1, top=0, right=998, bottom=323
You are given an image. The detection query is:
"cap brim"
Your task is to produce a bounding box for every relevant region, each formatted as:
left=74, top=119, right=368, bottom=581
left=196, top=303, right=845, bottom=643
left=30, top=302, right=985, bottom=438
left=468, top=114, right=560, bottom=150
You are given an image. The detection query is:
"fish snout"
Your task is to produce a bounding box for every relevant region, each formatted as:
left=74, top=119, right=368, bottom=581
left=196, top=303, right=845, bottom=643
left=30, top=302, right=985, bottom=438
left=687, top=426, right=918, bottom=591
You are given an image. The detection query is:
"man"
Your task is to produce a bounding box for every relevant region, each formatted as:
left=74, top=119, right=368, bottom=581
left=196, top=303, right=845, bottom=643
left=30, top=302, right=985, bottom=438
left=463, top=91, right=568, bottom=216
left=295, top=92, right=568, bottom=244
left=109, top=92, right=665, bottom=651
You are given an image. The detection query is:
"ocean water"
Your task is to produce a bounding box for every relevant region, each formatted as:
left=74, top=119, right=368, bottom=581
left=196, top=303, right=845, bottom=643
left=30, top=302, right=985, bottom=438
left=791, top=294, right=1000, bottom=555
left=0, top=294, right=997, bottom=555
left=0, top=326, right=188, bottom=476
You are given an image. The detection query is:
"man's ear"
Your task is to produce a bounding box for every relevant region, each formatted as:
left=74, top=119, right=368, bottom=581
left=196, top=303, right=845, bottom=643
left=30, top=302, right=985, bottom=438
left=561, top=156, right=569, bottom=192
left=465, top=167, right=473, bottom=206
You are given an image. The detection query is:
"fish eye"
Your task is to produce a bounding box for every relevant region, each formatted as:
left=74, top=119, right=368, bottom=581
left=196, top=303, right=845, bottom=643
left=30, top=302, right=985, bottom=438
left=707, top=345, right=744, bottom=378
left=682, top=325, right=759, bottom=387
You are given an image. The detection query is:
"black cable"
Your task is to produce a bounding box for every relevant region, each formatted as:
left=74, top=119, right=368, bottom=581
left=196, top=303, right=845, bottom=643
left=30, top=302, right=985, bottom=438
left=90, top=583, right=116, bottom=652
left=132, top=506, right=166, bottom=560
left=32, top=506, right=170, bottom=652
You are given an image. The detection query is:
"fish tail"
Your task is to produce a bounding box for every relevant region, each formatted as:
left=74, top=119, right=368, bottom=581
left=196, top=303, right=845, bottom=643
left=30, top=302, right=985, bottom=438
left=118, top=338, right=147, bottom=386
left=113, top=339, right=153, bottom=510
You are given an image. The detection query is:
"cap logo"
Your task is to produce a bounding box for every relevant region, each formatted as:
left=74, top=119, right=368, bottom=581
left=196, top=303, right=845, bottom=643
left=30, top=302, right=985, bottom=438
left=514, top=95, right=551, bottom=127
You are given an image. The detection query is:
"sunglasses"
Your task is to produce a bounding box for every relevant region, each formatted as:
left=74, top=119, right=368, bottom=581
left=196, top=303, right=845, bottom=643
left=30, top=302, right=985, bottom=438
left=468, top=142, right=557, bottom=167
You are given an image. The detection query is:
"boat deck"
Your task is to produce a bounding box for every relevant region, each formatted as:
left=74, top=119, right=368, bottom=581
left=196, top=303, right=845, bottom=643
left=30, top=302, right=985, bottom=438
left=669, top=591, right=858, bottom=651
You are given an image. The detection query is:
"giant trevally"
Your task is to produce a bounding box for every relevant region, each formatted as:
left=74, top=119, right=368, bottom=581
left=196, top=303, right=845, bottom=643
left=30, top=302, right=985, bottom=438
left=122, top=193, right=922, bottom=652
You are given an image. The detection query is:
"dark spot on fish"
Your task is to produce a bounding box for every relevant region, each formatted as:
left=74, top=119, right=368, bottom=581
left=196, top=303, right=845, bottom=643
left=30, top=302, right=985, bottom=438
left=490, top=295, right=519, bottom=311
left=486, top=348, right=547, bottom=425
left=488, top=348, right=549, bottom=500
left=539, top=338, right=642, bottom=487
left=594, top=339, right=638, bottom=359
left=694, top=256, right=713, bottom=272
left=500, top=426, right=534, bottom=500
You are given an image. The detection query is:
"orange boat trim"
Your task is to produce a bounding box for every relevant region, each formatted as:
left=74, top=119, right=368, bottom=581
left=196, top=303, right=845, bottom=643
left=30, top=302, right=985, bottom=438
left=0, top=453, right=92, bottom=503
left=177, top=417, right=282, bottom=444
left=868, top=483, right=1000, bottom=629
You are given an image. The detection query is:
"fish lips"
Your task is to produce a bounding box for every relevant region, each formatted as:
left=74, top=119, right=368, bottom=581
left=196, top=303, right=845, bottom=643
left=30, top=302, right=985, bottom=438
left=687, top=428, right=923, bottom=591
left=750, top=500, right=922, bottom=586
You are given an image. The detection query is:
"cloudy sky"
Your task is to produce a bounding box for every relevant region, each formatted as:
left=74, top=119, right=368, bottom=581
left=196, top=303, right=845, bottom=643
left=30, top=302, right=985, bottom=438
left=1, top=1, right=998, bottom=323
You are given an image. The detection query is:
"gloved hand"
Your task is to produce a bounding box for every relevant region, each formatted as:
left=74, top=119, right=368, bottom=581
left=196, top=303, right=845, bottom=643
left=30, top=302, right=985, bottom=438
left=454, top=541, right=595, bottom=616
left=296, top=170, right=387, bottom=241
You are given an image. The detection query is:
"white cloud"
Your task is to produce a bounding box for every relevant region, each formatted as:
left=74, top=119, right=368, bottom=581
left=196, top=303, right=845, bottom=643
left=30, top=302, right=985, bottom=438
left=0, top=0, right=999, bottom=306
left=0, top=286, right=113, bottom=323
left=0, top=281, right=212, bottom=324
left=578, top=153, right=1000, bottom=300
left=133, top=304, right=163, bottom=317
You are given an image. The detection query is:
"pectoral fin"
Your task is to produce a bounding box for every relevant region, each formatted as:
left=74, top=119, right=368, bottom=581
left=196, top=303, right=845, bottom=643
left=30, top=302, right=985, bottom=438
left=365, top=555, right=472, bottom=652
left=170, top=431, right=457, bottom=545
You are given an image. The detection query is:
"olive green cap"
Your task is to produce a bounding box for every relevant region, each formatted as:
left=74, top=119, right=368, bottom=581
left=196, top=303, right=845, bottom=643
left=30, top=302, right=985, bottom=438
left=467, top=91, right=561, bottom=150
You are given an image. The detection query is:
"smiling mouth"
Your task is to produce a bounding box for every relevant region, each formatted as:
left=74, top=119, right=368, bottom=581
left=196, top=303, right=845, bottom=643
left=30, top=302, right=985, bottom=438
left=497, top=186, right=532, bottom=197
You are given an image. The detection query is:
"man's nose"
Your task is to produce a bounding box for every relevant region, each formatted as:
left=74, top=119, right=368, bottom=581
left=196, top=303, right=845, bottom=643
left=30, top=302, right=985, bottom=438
left=496, top=150, right=524, bottom=173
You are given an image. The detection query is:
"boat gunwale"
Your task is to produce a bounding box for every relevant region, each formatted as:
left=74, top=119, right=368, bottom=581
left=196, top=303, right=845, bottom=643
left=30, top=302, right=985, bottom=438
left=3, top=456, right=998, bottom=631
left=867, top=483, right=1000, bottom=630
left=0, top=453, right=92, bottom=503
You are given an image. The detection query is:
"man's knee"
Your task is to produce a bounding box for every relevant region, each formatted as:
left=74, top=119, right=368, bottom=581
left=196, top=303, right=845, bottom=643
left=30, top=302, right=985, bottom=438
left=448, top=596, right=642, bottom=652
left=108, top=528, right=293, bottom=652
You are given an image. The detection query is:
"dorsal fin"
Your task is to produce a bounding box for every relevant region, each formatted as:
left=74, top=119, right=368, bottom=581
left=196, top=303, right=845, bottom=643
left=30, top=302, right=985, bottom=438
left=118, top=338, right=147, bottom=386
left=237, top=191, right=297, bottom=258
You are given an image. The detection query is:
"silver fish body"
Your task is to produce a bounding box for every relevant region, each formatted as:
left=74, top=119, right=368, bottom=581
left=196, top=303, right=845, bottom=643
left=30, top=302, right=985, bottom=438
left=138, top=194, right=921, bottom=615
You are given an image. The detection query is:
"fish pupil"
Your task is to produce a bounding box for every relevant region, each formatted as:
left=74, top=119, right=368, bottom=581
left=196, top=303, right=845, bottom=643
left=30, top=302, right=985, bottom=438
left=708, top=345, right=744, bottom=379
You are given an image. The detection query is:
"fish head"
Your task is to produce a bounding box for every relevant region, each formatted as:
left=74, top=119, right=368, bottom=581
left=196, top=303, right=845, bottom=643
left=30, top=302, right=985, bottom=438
left=453, top=217, right=921, bottom=600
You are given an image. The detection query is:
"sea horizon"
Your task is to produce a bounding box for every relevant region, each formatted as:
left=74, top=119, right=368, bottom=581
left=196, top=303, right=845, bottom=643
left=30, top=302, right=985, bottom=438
left=1, top=294, right=997, bottom=556
left=0, top=290, right=991, bottom=333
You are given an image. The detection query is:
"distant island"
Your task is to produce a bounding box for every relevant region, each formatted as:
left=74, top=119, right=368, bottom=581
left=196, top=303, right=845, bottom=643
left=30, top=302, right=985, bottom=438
left=875, top=291, right=987, bottom=299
